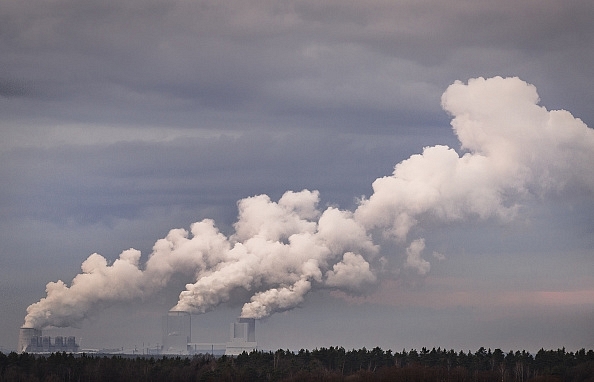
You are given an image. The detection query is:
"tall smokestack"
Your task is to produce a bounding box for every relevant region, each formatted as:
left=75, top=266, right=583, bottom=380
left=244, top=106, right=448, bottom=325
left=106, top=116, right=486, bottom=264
left=18, top=327, right=41, bottom=353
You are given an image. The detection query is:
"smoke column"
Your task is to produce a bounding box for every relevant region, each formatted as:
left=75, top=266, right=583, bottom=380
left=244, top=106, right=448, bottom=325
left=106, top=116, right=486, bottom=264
left=23, top=76, right=594, bottom=329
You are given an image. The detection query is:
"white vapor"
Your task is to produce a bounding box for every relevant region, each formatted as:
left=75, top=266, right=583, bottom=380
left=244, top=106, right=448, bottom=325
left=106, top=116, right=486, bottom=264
left=24, top=77, right=594, bottom=329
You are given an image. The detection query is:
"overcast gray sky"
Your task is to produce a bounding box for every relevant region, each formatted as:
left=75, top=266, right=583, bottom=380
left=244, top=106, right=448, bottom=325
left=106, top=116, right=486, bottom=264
left=1, top=0, right=593, bottom=353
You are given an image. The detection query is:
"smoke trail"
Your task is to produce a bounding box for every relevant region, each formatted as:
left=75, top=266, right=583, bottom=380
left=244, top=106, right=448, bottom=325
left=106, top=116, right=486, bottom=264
left=355, top=76, right=594, bottom=240
left=23, top=76, right=594, bottom=329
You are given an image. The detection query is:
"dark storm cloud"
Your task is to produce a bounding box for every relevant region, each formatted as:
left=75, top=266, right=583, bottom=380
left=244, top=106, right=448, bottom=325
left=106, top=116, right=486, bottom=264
left=2, top=0, right=592, bottom=128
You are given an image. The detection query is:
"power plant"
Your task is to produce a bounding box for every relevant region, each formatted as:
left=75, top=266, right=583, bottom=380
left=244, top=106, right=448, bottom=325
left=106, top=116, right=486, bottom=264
left=162, top=311, right=257, bottom=356
left=18, top=313, right=257, bottom=356
left=18, top=328, right=79, bottom=354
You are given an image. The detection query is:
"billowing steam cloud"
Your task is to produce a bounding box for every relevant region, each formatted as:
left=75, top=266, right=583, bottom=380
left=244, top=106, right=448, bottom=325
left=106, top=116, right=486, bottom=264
left=24, top=77, right=594, bottom=329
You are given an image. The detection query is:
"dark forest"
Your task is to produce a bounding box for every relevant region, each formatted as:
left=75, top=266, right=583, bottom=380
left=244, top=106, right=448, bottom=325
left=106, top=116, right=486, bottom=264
left=2, top=347, right=594, bottom=381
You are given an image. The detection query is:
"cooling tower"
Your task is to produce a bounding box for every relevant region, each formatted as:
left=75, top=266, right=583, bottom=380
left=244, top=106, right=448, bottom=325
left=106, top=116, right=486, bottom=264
left=18, top=327, right=80, bottom=353
left=18, top=327, right=42, bottom=353
left=162, top=311, right=191, bottom=354
left=225, top=318, right=257, bottom=356
left=231, top=318, right=256, bottom=342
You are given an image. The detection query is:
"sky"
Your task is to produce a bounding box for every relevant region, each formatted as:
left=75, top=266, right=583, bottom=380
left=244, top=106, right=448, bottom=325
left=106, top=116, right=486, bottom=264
left=1, top=0, right=594, bottom=353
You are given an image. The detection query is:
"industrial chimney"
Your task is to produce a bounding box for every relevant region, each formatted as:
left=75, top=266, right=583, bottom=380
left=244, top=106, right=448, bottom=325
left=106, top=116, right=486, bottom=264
left=18, top=327, right=42, bottom=353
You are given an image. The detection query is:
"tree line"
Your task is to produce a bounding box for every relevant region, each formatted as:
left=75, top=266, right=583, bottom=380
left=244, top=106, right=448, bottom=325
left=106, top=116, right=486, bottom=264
left=1, top=346, right=593, bottom=381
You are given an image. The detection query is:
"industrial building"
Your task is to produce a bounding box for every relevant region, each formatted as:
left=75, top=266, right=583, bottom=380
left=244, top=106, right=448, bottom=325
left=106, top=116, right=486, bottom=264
left=225, top=318, right=257, bottom=356
left=18, top=327, right=79, bottom=354
left=18, top=313, right=256, bottom=356
left=162, top=311, right=192, bottom=354
left=162, top=312, right=257, bottom=356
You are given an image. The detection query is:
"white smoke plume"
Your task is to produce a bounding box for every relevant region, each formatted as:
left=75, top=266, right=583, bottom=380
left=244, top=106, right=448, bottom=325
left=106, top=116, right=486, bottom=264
left=23, top=76, right=594, bottom=329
